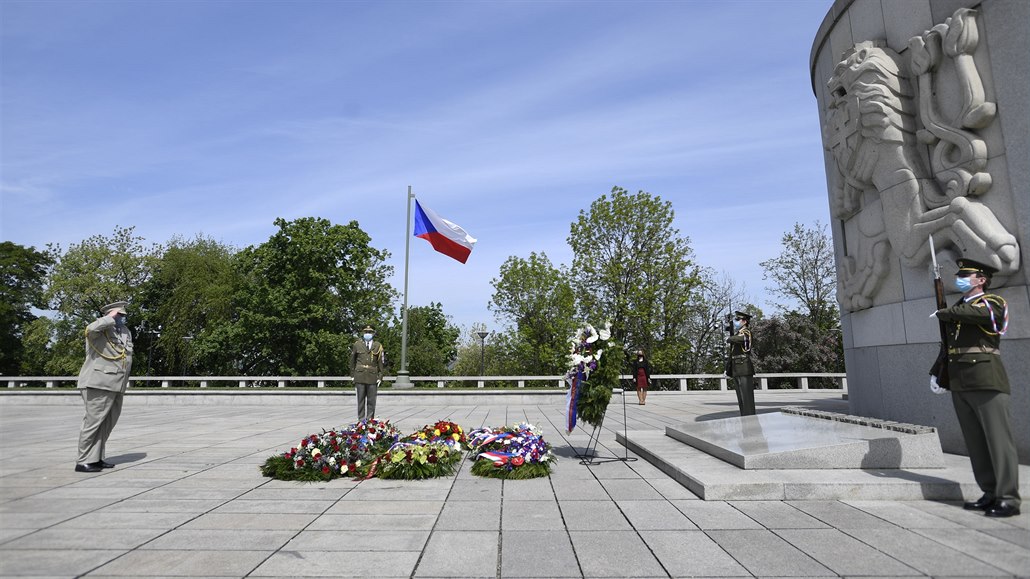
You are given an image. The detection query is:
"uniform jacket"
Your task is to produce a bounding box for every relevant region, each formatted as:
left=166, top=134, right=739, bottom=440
left=936, top=294, right=1009, bottom=394
left=350, top=339, right=384, bottom=385
left=77, top=316, right=134, bottom=393
left=726, top=328, right=754, bottom=377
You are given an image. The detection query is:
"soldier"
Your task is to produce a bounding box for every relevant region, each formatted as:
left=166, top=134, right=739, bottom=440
left=726, top=311, right=756, bottom=416
left=350, top=325, right=384, bottom=421
left=75, top=301, right=133, bottom=473
left=934, top=259, right=1020, bottom=517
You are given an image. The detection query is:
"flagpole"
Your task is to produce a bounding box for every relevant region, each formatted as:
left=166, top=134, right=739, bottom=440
left=394, top=186, right=414, bottom=388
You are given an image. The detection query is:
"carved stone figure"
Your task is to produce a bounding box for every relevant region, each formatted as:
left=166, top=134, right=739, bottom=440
left=822, top=8, right=1019, bottom=311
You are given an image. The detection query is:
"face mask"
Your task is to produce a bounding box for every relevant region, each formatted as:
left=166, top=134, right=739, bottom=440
left=363, top=333, right=373, bottom=341
left=954, top=276, right=974, bottom=293
left=733, top=320, right=742, bottom=330
left=115, top=314, right=127, bottom=327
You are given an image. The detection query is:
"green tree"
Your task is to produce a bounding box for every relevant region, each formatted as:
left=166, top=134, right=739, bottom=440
left=752, top=311, right=844, bottom=388
left=759, top=222, right=839, bottom=329
left=567, top=187, right=701, bottom=373
left=204, top=217, right=395, bottom=376
left=0, top=242, right=55, bottom=375
left=40, top=226, right=161, bottom=374
left=681, top=269, right=757, bottom=377
left=137, top=235, right=241, bottom=376
left=489, top=252, right=577, bottom=375
left=380, top=302, right=460, bottom=377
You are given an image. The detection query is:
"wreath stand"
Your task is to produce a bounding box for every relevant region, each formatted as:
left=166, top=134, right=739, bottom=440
left=577, top=386, right=637, bottom=465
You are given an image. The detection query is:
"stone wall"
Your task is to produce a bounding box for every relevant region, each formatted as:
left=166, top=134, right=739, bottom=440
left=810, top=0, right=1028, bottom=461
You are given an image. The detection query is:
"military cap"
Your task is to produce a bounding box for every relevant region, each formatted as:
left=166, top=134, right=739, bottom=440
left=101, top=301, right=129, bottom=315
left=956, top=258, right=997, bottom=277
left=733, top=311, right=752, bottom=322
left=361, top=325, right=375, bottom=333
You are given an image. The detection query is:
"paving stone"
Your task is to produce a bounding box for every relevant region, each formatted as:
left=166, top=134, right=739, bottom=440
left=843, top=526, right=1017, bottom=576
left=0, top=527, right=166, bottom=550
left=730, top=500, right=830, bottom=529
left=775, top=528, right=921, bottom=576
left=842, top=499, right=966, bottom=528
left=568, top=530, right=666, bottom=577
left=325, top=499, right=443, bottom=515
left=308, top=513, right=438, bottom=530
left=438, top=499, right=501, bottom=530
left=501, top=499, right=564, bottom=530
left=91, top=549, right=270, bottom=576
left=178, top=512, right=318, bottom=530
left=913, top=528, right=1030, bottom=576
left=284, top=529, right=430, bottom=551
left=597, top=477, right=663, bottom=500
left=640, top=530, right=749, bottom=577
left=646, top=477, right=701, bottom=500
left=256, top=549, right=420, bottom=577
left=141, top=529, right=296, bottom=550
left=210, top=498, right=333, bottom=514
left=50, top=510, right=200, bottom=529
left=787, top=500, right=900, bottom=528
left=981, top=527, right=1030, bottom=550
left=448, top=477, right=503, bottom=501
left=615, top=499, right=699, bottom=530
left=670, top=500, right=763, bottom=529
left=241, top=487, right=351, bottom=501
left=500, top=530, right=579, bottom=577
left=100, top=498, right=227, bottom=513
left=551, top=477, right=609, bottom=501
left=501, top=477, right=554, bottom=501
left=0, top=548, right=124, bottom=576
left=706, top=529, right=834, bottom=576
left=414, top=530, right=498, bottom=577
left=559, top=499, right=630, bottom=531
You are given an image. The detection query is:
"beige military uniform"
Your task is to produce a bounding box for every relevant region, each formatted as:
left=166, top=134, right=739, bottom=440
left=76, top=310, right=133, bottom=467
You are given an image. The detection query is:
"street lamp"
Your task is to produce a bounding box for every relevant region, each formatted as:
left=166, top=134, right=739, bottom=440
left=476, top=331, right=490, bottom=377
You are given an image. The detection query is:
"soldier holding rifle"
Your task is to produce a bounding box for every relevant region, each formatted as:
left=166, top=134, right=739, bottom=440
left=931, top=255, right=1020, bottom=518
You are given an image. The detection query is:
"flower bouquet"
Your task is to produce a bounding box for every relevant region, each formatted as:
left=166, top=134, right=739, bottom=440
left=467, top=422, right=555, bottom=479
left=375, top=421, right=468, bottom=480
left=260, top=418, right=400, bottom=481
left=565, top=322, right=621, bottom=432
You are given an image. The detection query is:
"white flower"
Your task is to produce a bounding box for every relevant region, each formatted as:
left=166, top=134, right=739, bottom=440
left=598, top=322, right=611, bottom=341
left=595, top=349, right=603, bottom=361
left=584, top=324, right=599, bottom=344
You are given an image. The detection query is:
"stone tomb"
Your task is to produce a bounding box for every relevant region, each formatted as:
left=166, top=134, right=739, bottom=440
left=666, top=408, right=945, bottom=470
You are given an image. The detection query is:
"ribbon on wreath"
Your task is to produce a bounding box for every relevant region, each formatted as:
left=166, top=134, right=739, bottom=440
left=565, top=370, right=583, bottom=433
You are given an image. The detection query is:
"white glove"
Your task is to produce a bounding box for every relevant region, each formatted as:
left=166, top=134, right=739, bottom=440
left=929, top=376, right=946, bottom=394
left=929, top=311, right=938, bottom=318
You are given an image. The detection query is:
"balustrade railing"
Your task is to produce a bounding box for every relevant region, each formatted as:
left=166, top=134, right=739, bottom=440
left=3, top=373, right=846, bottom=392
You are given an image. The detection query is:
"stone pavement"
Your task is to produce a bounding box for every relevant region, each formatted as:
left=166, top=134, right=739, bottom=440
left=1, top=390, right=1027, bottom=578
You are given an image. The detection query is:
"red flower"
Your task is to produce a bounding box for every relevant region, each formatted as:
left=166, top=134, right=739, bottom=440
left=322, top=466, right=330, bottom=474
left=511, top=456, right=525, bottom=466
left=428, top=453, right=438, bottom=464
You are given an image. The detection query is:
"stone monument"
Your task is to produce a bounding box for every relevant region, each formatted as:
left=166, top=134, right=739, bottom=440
left=810, top=0, right=1028, bottom=460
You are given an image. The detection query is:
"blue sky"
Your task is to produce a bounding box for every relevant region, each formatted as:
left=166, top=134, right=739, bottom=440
left=2, top=0, right=833, bottom=332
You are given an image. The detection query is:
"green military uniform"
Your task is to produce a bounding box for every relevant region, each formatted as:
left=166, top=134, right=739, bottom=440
left=726, top=311, right=756, bottom=416
left=935, top=259, right=1020, bottom=516
left=76, top=301, right=133, bottom=472
left=350, top=325, right=384, bottom=421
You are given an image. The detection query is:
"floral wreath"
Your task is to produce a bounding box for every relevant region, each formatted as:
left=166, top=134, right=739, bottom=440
left=466, top=422, right=555, bottom=479
left=564, top=322, right=619, bottom=432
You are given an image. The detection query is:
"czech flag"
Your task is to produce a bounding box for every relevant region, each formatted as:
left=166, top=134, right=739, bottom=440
left=413, top=200, right=477, bottom=264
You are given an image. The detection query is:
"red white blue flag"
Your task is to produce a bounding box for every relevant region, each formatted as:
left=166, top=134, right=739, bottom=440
left=413, top=200, right=477, bottom=264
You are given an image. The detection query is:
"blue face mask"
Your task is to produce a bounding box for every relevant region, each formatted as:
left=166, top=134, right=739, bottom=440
left=115, top=314, right=127, bottom=327
left=954, top=276, right=974, bottom=293
left=363, top=333, right=373, bottom=341
left=732, top=320, right=743, bottom=331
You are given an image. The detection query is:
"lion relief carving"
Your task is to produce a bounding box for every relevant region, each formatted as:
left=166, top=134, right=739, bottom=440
left=822, top=8, right=1019, bottom=312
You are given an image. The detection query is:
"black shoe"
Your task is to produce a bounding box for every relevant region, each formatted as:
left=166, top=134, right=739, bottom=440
left=74, top=463, right=101, bottom=473
left=97, top=461, right=115, bottom=469
left=963, top=495, right=995, bottom=511
left=985, top=502, right=1021, bottom=518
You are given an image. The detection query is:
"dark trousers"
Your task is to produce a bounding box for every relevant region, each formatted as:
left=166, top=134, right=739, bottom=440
left=355, top=382, right=377, bottom=421
left=734, top=376, right=756, bottom=416
left=77, top=388, right=123, bottom=464
left=952, top=390, right=1021, bottom=507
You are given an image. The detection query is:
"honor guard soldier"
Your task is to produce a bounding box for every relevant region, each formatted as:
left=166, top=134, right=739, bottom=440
left=75, top=301, right=133, bottom=472
left=726, top=311, right=756, bottom=416
left=934, top=259, right=1020, bottom=517
left=350, top=325, right=384, bottom=421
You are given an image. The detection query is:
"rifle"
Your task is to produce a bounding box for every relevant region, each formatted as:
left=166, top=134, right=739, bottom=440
left=928, top=235, right=950, bottom=390
left=723, top=309, right=734, bottom=377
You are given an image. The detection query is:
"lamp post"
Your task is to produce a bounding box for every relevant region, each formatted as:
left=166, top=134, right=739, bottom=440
left=476, top=331, right=490, bottom=377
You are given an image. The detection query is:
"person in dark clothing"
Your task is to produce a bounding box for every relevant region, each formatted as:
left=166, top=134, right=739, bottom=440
left=630, top=350, right=652, bottom=405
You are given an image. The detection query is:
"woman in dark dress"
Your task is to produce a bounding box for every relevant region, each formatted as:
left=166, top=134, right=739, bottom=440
left=630, top=350, right=652, bottom=405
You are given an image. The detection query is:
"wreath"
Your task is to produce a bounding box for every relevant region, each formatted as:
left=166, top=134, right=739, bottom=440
left=565, top=322, right=621, bottom=431
left=466, top=423, right=555, bottom=479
